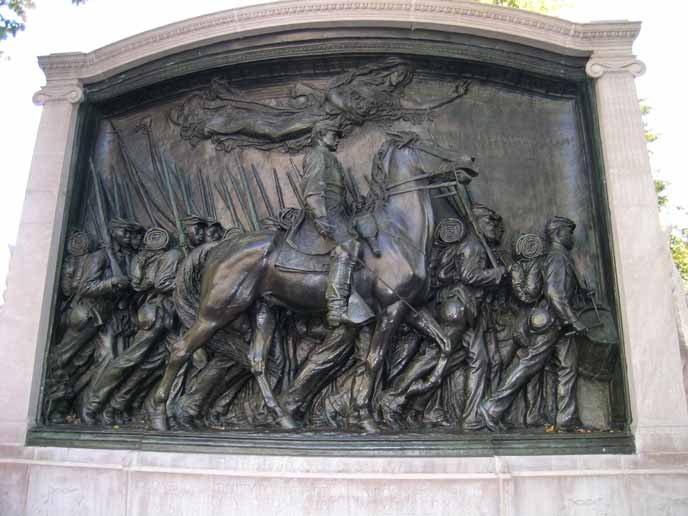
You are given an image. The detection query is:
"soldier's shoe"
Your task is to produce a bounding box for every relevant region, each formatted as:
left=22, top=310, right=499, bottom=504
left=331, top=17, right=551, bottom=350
left=80, top=406, right=98, bottom=426
left=175, top=413, right=198, bottom=431
left=100, top=406, right=116, bottom=426
left=478, top=402, right=505, bottom=433
left=174, top=405, right=199, bottom=431
left=379, top=393, right=405, bottom=425
left=462, top=417, right=486, bottom=432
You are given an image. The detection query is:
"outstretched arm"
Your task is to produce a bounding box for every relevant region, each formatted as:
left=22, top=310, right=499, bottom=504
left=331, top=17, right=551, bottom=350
left=400, top=80, right=470, bottom=111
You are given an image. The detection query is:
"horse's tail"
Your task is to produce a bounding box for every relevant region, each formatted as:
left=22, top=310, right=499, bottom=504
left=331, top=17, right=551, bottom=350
left=174, top=242, right=218, bottom=329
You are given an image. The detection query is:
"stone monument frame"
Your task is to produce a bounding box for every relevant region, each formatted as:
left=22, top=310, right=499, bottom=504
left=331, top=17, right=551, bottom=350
left=1, top=1, right=687, bottom=512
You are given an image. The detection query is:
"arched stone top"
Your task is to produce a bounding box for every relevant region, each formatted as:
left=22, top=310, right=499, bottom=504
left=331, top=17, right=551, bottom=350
left=36, top=0, right=640, bottom=87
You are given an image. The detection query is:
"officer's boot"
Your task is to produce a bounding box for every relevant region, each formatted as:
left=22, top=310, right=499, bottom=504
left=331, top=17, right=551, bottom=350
left=325, top=240, right=360, bottom=328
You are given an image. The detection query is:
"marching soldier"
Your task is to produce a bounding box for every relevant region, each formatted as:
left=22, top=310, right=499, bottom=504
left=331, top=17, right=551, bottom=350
left=480, top=216, right=587, bottom=432
left=81, top=227, right=183, bottom=424
left=379, top=207, right=507, bottom=430
left=44, top=219, right=139, bottom=423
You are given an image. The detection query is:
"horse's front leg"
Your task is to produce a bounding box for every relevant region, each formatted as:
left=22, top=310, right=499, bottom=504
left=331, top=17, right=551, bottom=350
left=249, top=302, right=298, bottom=430
left=404, top=307, right=458, bottom=395
left=354, top=300, right=408, bottom=433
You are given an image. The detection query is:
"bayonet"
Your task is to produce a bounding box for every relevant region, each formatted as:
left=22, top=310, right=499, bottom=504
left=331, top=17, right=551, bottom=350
left=273, top=168, right=285, bottom=210
left=251, top=163, right=275, bottom=218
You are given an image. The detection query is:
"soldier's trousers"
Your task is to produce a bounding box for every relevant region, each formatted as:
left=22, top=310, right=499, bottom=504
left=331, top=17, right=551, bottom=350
left=280, top=325, right=356, bottom=416
left=483, top=328, right=578, bottom=428
left=83, top=324, right=165, bottom=413
left=175, top=356, right=244, bottom=419
left=109, top=337, right=168, bottom=412
left=460, top=316, right=490, bottom=430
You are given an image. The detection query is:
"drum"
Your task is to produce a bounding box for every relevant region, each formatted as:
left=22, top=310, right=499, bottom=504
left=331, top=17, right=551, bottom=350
left=575, top=306, right=619, bottom=382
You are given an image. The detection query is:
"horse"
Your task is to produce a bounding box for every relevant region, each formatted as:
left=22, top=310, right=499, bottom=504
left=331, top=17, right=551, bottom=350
left=145, top=132, right=475, bottom=432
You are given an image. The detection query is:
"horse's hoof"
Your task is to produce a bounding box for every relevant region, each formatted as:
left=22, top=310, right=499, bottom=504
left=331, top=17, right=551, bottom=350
left=360, top=417, right=381, bottom=434
left=144, top=395, right=169, bottom=431
left=174, top=412, right=197, bottom=431
left=276, top=414, right=299, bottom=430
left=80, top=406, right=98, bottom=426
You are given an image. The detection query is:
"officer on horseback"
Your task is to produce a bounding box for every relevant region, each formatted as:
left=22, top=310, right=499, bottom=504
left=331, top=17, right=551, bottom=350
left=302, top=120, right=361, bottom=328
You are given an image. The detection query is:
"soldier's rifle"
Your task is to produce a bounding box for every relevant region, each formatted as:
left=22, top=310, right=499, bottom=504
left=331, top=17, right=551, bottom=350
left=214, top=180, right=246, bottom=232
left=251, top=164, right=275, bottom=218
left=285, top=169, right=306, bottom=210
left=234, top=155, right=261, bottom=231
left=273, top=168, right=286, bottom=210
left=226, top=165, right=257, bottom=231
left=88, top=158, right=125, bottom=279
left=161, top=157, right=188, bottom=254
left=451, top=171, right=499, bottom=269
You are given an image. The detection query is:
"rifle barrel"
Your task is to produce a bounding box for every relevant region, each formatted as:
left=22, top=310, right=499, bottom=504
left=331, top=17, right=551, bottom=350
left=251, top=164, right=275, bottom=218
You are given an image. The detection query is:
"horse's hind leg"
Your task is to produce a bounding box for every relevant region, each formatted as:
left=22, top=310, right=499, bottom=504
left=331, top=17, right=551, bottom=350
left=146, top=314, right=231, bottom=431
left=249, top=302, right=298, bottom=430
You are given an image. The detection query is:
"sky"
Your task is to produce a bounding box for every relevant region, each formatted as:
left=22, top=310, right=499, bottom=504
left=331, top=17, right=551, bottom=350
left=0, top=0, right=684, bottom=300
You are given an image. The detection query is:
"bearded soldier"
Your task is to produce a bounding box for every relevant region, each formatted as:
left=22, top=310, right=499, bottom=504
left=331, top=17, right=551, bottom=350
left=301, top=120, right=359, bottom=328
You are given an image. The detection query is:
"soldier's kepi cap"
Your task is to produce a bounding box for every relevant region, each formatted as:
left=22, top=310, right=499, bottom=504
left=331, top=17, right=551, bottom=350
left=204, top=218, right=223, bottom=230
left=545, top=216, right=576, bottom=235
left=181, top=215, right=207, bottom=228
left=312, top=119, right=342, bottom=136
left=109, top=217, right=144, bottom=233
left=472, top=204, right=502, bottom=223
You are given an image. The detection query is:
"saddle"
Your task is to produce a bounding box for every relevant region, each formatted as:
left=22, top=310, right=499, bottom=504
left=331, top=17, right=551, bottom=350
left=275, top=210, right=339, bottom=273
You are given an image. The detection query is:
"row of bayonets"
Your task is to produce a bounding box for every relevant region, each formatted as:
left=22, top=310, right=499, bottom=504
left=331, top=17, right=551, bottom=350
left=88, top=119, right=496, bottom=268
left=88, top=118, right=316, bottom=251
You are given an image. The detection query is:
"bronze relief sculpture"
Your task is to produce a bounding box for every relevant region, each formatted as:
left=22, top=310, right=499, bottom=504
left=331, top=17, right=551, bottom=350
left=40, top=57, right=621, bottom=441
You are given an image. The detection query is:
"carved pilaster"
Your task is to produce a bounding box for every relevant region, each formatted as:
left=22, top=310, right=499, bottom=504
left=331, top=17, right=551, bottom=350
left=587, top=52, right=688, bottom=447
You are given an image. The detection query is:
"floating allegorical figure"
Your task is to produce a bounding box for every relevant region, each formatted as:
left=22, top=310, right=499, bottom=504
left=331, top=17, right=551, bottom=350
left=169, top=58, right=470, bottom=153
left=480, top=216, right=590, bottom=432
left=80, top=227, right=183, bottom=425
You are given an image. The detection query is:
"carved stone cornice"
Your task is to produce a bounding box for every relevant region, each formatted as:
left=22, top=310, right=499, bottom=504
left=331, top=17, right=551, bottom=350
left=32, top=80, right=85, bottom=106
left=585, top=56, right=646, bottom=79
left=36, top=0, right=641, bottom=86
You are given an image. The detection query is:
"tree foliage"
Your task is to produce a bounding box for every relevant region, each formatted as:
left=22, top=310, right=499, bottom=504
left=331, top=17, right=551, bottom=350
left=481, top=0, right=566, bottom=15
left=642, top=101, right=688, bottom=287
left=671, top=232, right=688, bottom=287
left=0, top=0, right=34, bottom=42
left=0, top=0, right=83, bottom=43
